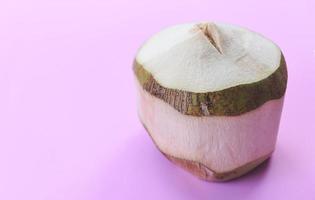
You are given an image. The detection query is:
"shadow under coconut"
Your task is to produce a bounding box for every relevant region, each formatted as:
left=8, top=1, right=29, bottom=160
left=101, top=128, right=272, bottom=200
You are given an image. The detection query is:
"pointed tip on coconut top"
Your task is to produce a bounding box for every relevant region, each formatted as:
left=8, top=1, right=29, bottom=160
left=136, top=22, right=282, bottom=93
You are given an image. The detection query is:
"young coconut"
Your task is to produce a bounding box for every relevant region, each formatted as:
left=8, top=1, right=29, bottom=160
left=133, top=22, right=287, bottom=181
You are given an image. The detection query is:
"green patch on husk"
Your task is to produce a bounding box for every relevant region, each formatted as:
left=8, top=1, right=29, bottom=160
left=133, top=55, right=287, bottom=116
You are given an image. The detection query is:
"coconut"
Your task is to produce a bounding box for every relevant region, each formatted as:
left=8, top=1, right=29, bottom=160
left=133, top=22, right=287, bottom=181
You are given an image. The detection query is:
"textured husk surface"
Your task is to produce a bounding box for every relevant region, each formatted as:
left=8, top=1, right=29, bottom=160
left=142, top=121, right=271, bottom=181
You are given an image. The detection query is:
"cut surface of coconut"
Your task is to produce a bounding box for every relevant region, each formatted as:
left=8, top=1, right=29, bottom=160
left=136, top=22, right=281, bottom=93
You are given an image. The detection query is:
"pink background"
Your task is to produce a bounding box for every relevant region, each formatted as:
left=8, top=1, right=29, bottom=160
left=1, top=0, right=315, bottom=199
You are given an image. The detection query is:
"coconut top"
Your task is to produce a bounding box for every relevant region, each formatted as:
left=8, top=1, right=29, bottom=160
left=136, top=22, right=281, bottom=93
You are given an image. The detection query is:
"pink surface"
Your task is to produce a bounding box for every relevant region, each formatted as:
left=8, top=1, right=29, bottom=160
left=138, top=83, right=283, bottom=174
left=0, top=0, right=314, bottom=199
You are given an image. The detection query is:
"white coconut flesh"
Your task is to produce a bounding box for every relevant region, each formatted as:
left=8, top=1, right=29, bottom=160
left=136, top=22, right=281, bottom=92
left=134, top=22, right=286, bottom=180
